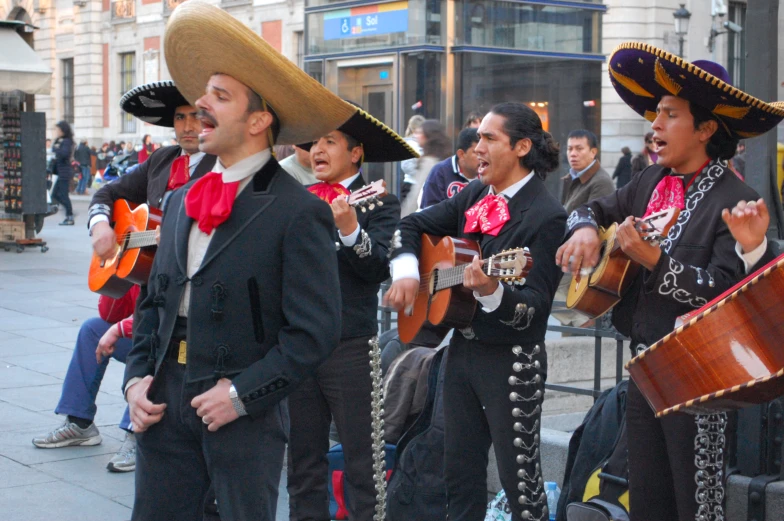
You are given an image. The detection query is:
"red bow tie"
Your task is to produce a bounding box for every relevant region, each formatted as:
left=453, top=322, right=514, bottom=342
left=184, top=172, right=240, bottom=234
left=167, top=155, right=190, bottom=191
left=308, top=182, right=350, bottom=204
left=464, top=193, right=510, bottom=236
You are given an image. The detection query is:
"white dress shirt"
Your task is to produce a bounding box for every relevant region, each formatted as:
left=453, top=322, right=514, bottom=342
left=390, top=172, right=536, bottom=313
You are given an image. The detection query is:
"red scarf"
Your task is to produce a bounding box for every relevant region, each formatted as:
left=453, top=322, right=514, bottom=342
left=308, top=182, right=350, bottom=204
left=184, top=172, right=240, bottom=234
left=167, top=155, right=190, bottom=191
left=464, top=193, right=510, bottom=236
left=642, top=160, right=710, bottom=219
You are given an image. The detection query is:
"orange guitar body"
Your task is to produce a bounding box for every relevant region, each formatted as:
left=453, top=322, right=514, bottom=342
left=398, top=235, right=481, bottom=347
left=88, top=200, right=162, bottom=298
left=628, top=254, right=784, bottom=417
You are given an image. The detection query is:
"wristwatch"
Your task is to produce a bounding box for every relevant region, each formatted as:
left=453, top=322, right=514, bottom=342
left=229, top=384, right=248, bottom=417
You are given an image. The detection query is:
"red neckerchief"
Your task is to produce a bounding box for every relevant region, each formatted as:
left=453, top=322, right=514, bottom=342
left=308, top=182, right=350, bottom=204
left=642, top=159, right=710, bottom=219
left=167, top=155, right=190, bottom=191
left=463, top=193, right=510, bottom=236
left=184, top=172, right=240, bottom=234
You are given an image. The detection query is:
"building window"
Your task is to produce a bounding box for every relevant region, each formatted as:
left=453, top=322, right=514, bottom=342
left=119, top=52, right=136, bottom=133
left=727, top=2, right=745, bottom=90
left=62, top=58, right=74, bottom=125
left=295, top=30, right=304, bottom=69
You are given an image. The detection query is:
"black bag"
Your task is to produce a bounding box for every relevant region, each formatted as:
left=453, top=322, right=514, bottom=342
left=565, top=420, right=629, bottom=521
left=556, top=380, right=628, bottom=521
left=386, top=348, right=447, bottom=521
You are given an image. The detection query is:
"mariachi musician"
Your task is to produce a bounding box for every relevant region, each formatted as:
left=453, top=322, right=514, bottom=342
left=88, top=81, right=217, bottom=261
left=385, top=102, right=566, bottom=521
left=556, top=43, right=784, bottom=520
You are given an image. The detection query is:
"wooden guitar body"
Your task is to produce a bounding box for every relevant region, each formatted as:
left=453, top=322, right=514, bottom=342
left=627, top=253, right=784, bottom=417
left=88, top=200, right=161, bottom=298
left=399, top=235, right=481, bottom=346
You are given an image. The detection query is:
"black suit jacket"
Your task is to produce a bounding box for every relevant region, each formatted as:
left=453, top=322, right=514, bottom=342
left=391, top=175, right=566, bottom=345
left=574, top=162, right=761, bottom=345
left=88, top=145, right=216, bottom=221
left=123, top=158, right=342, bottom=418
left=336, top=175, right=400, bottom=339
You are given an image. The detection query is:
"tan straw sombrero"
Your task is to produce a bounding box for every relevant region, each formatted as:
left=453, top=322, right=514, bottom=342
left=164, top=1, right=356, bottom=145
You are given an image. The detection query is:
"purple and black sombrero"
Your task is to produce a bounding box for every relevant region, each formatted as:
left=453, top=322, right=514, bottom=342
left=609, top=42, right=784, bottom=139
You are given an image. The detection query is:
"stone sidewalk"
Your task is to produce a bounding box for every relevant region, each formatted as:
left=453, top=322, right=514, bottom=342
left=0, top=197, right=289, bottom=521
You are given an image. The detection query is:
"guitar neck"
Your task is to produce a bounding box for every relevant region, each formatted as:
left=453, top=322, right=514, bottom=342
left=427, top=260, right=491, bottom=292
left=123, top=230, right=158, bottom=250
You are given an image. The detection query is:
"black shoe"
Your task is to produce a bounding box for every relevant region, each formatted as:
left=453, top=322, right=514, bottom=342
left=59, top=217, right=74, bottom=226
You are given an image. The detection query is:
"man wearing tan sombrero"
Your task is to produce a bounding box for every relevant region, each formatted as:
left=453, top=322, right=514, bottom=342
left=120, top=3, right=374, bottom=520
left=557, top=43, right=784, bottom=520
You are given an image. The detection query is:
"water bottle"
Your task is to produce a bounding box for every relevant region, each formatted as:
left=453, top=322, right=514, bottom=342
left=545, top=481, right=560, bottom=521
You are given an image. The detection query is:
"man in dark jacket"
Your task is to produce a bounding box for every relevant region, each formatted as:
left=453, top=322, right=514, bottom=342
left=612, top=146, right=633, bottom=188
left=286, top=109, right=415, bottom=521
left=420, top=127, right=479, bottom=208
left=52, top=120, right=75, bottom=225
left=123, top=3, right=370, bottom=519
left=88, top=81, right=217, bottom=261
left=74, top=140, right=94, bottom=195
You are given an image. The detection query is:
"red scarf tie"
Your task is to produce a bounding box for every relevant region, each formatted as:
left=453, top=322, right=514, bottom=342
left=167, top=155, right=190, bottom=191
left=642, top=160, right=710, bottom=219
left=464, top=193, right=510, bottom=236
left=308, top=182, right=350, bottom=204
left=184, top=172, right=240, bottom=234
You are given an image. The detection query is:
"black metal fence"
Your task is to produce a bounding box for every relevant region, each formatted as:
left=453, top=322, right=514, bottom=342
left=377, top=285, right=627, bottom=401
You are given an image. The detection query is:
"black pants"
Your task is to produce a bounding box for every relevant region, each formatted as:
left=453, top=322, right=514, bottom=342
left=627, top=379, right=717, bottom=521
left=443, top=335, right=547, bottom=521
left=51, top=176, right=73, bottom=217
left=132, top=359, right=288, bottom=521
left=287, top=335, right=376, bottom=521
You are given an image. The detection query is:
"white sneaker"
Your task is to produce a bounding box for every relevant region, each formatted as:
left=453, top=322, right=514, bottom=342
left=32, top=420, right=102, bottom=448
left=107, top=433, right=136, bottom=473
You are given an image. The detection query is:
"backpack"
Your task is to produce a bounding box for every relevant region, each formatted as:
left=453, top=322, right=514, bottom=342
left=327, top=442, right=395, bottom=520
left=556, top=380, right=628, bottom=521
left=565, top=419, right=630, bottom=521
left=386, top=348, right=447, bottom=521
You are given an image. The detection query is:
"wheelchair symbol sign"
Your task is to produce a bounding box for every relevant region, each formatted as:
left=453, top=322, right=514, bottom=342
left=340, top=18, right=350, bottom=35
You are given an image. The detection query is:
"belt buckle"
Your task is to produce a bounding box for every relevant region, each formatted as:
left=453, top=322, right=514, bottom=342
left=177, top=340, right=187, bottom=364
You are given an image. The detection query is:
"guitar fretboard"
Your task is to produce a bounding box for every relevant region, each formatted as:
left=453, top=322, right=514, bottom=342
left=123, top=230, right=158, bottom=250
left=420, top=260, right=492, bottom=293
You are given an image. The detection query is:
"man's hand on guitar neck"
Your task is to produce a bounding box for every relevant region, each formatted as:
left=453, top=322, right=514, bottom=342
left=91, top=221, right=119, bottom=261
left=616, top=216, right=662, bottom=271
left=384, top=278, right=419, bottom=315
left=464, top=256, right=499, bottom=296
left=556, top=227, right=601, bottom=276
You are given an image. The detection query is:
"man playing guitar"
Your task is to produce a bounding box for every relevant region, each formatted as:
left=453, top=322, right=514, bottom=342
left=385, top=102, right=565, bottom=521
left=556, top=44, right=784, bottom=520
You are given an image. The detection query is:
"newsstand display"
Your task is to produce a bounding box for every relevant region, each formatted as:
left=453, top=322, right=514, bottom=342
left=0, top=110, right=48, bottom=252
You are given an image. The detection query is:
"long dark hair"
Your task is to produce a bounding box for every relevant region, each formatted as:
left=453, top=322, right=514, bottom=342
left=490, top=102, right=560, bottom=177
left=420, top=119, right=451, bottom=160
left=56, top=120, right=73, bottom=140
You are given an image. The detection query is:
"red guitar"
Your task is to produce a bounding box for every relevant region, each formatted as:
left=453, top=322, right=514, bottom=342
left=398, top=235, right=533, bottom=346
left=88, top=200, right=161, bottom=298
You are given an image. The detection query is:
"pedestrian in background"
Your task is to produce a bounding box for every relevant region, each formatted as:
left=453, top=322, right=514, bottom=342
left=400, top=114, right=425, bottom=201
left=631, top=131, right=657, bottom=176
left=613, top=146, right=633, bottom=188
left=51, top=120, right=75, bottom=225
left=74, top=140, right=94, bottom=195
left=401, top=119, right=451, bottom=216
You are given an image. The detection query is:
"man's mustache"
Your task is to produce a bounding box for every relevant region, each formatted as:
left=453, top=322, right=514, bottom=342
left=197, top=110, right=218, bottom=127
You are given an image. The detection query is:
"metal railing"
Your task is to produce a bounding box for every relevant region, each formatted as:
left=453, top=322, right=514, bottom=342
left=376, top=289, right=628, bottom=401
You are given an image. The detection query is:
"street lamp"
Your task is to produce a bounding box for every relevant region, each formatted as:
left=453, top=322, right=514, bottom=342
left=673, top=4, right=692, bottom=57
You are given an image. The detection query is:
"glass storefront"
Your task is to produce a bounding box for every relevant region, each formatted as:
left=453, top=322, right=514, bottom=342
left=304, top=0, right=605, bottom=196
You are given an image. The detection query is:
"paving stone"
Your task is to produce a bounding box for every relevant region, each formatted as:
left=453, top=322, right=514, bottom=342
left=1, top=351, right=75, bottom=376
left=14, top=325, right=82, bottom=344
left=0, top=315, right=66, bottom=331
left=0, top=337, right=70, bottom=358
left=0, top=402, right=62, bottom=433
left=0, top=365, right=63, bottom=389
left=32, top=453, right=135, bottom=499
left=0, top=454, right=57, bottom=489
left=0, top=426, right=123, bottom=466
left=0, top=480, right=131, bottom=521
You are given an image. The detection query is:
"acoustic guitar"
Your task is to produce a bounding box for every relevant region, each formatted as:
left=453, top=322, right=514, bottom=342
left=88, top=200, right=162, bottom=298
left=398, top=234, right=533, bottom=346
left=566, top=207, right=680, bottom=319
left=628, top=252, right=784, bottom=417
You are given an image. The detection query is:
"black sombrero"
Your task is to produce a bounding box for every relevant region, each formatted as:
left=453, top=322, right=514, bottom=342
left=298, top=102, right=419, bottom=163
left=609, top=42, right=784, bottom=139
left=119, top=81, right=190, bottom=128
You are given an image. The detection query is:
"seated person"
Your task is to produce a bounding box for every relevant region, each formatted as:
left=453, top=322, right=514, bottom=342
left=32, top=286, right=139, bottom=473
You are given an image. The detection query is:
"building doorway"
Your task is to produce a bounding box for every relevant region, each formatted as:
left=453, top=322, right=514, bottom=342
left=330, top=57, right=397, bottom=188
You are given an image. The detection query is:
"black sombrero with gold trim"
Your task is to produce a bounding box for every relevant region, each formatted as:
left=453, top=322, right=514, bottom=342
left=120, top=81, right=190, bottom=128
left=609, top=42, right=784, bottom=139
left=298, top=101, right=418, bottom=163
